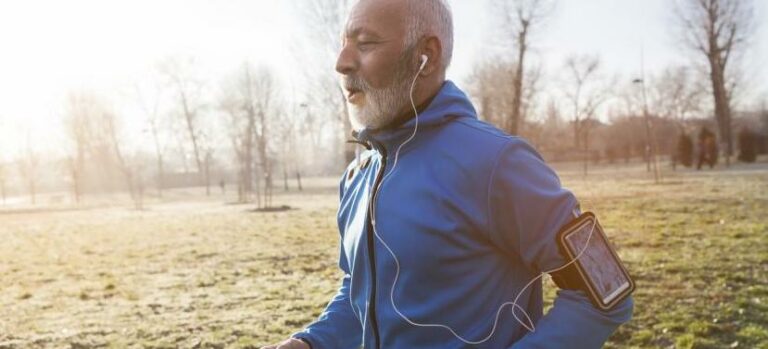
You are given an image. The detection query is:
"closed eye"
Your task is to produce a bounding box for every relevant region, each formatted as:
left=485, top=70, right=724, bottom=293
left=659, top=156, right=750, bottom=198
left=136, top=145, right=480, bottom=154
left=357, top=41, right=378, bottom=51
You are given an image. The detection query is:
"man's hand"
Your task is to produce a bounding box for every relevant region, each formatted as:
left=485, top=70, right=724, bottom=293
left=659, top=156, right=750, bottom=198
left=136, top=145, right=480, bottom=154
left=260, top=338, right=310, bottom=349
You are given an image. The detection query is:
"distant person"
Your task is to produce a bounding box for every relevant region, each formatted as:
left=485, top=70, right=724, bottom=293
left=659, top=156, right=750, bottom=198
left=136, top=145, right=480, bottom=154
left=219, top=179, right=226, bottom=195
left=262, top=1, right=632, bottom=348
left=697, top=126, right=718, bottom=170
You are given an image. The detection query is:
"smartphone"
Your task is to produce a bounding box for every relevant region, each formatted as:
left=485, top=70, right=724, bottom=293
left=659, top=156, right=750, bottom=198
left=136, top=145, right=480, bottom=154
left=556, top=212, right=635, bottom=311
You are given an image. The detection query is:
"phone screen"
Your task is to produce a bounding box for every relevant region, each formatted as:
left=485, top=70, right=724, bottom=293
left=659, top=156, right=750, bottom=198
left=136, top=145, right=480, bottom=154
left=564, top=220, right=631, bottom=305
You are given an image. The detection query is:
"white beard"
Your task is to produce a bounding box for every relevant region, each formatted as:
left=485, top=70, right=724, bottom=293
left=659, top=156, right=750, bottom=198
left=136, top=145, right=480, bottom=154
left=347, top=75, right=413, bottom=131
left=344, top=47, right=419, bottom=131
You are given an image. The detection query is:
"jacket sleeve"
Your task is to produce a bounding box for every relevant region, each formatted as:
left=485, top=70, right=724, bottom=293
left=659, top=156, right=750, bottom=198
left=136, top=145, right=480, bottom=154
left=486, top=138, right=633, bottom=349
left=292, top=246, right=362, bottom=349
left=292, top=173, right=363, bottom=349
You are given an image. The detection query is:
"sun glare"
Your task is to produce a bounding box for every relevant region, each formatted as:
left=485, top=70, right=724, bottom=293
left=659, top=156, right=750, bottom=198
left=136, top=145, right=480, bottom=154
left=0, top=0, right=294, bottom=158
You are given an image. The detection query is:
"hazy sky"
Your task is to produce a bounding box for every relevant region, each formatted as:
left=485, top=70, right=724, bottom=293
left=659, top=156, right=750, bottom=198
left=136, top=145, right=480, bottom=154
left=0, top=0, right=766, bottom=159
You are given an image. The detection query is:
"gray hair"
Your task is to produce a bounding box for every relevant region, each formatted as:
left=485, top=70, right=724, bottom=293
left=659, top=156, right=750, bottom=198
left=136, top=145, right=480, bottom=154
left=405, top=0, right=454, bottom=71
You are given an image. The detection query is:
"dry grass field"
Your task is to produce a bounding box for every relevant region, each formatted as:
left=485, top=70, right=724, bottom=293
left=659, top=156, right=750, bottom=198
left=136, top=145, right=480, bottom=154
left=0, top=162, right=766, bottom=349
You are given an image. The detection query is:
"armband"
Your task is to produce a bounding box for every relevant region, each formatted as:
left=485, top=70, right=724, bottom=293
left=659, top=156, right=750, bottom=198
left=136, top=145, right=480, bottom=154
left=550, top=212, right=635, bottom=311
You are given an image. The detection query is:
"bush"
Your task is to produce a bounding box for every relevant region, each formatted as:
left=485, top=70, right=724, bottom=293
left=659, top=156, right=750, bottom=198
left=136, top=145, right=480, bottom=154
left=677, top=133, right=694, bottom=167
left=738, top=128, right=757, bottom=163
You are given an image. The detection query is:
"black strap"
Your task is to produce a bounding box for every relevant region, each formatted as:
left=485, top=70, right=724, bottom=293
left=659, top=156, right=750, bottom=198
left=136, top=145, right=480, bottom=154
left=550, top=262, right=587, bottom=291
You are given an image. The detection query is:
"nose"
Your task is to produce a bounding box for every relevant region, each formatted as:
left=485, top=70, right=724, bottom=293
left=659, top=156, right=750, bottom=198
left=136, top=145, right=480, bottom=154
left=335, top=42, right=357, bottom=76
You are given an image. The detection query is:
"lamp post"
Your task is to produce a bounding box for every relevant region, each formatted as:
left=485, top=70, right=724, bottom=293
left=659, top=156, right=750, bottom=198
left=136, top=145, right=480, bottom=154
left=633, top=77, right=661, bottom=184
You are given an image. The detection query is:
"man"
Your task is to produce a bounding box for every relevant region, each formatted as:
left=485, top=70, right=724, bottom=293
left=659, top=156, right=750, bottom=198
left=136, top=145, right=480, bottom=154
left=263, top=0, right=633, bottom=348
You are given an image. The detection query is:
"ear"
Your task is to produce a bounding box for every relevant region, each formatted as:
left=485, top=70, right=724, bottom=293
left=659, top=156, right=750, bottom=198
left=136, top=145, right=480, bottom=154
left=419, top=36, right=442, bottom=76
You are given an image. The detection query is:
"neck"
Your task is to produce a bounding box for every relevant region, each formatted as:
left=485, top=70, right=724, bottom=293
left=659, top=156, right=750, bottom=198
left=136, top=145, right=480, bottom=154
left=377, top=79, right=445, bottom=132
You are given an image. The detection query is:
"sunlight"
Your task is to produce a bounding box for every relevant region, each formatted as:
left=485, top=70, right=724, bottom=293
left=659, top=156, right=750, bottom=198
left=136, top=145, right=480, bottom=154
left=0, top=0, right=294, bottom=157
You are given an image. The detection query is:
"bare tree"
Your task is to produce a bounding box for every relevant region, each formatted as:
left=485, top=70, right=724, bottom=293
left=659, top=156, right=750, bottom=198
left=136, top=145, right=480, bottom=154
left=648, top=66, right=705, bottom=172
left=221, top=64, right=281, bottom=209
left=17, top=133, right=39, bottom=205
left=220, top=84, right=255, bottom=204
left=495, top=0, right=554, bottom=134
left=275, top=99, right=302, bottom=192
left=160, top=57, right=212, bottom=193
left=0, top=117, right=9, bottom=205
left=66, top=92, right=144, bottom=209
left=616, top=79, right=658, bottom=172
left=762, top=98, right=768, bottom=133
left=63, top=93, right=97, bottom=204
left=467, top=57, right=542, bottom=136
left=293, top=0, right=355, bottom=166
left=468, top=58, right=515, bottom=126
left=135, top=82, right=167, bottom=198
left=676, top=0, right=755, bottom=166
left=97, top=109, right=144, bottom=210
left=0, top=161, right=7, bottom=205
left=562, top=54, right=609, bottom=176
left=532, top=98, right=572, bottom=153
left=252, top=70, right=279, bottom=209
left=652, top=66, right=705, bottom=127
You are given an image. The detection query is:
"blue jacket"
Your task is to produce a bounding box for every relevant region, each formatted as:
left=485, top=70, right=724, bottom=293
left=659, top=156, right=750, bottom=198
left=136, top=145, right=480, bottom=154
left=294, top=81, right=633, bottom=348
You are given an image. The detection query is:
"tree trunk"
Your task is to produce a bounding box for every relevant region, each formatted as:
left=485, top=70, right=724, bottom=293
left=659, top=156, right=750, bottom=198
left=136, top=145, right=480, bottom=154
left=180, top=92, right=205, bottom=185
left=509, top=22, right=528, bottom=135
left=76, top=148, right=84, bottom=203
left=253, top=165, right=262, bottom=209
left=573, top=119, right=580, bottom=149
left=71, top=165, right=82, bottom=204
left=151, top=125, right=164, bottom=198
left=156, top=156, right=164, bottom=198
left=29, top=178, right=36, bottom=205
left=583, top=127, right=589, bottom=177
left=204, top=152, right=211, bottom=196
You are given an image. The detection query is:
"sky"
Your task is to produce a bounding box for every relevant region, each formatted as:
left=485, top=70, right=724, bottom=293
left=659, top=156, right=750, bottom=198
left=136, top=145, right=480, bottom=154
left=0, top=0, right=766, bottom=159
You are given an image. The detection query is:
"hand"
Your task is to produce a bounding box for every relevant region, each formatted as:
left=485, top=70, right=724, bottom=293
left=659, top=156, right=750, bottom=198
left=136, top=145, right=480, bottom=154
left=260, top=338, right=310, bottom=349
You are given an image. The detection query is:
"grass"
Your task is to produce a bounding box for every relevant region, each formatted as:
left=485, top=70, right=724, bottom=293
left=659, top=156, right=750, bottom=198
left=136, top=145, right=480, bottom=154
left=556, top=162, right=768, bottom=349
left=0, top=164, right=765, bottom=348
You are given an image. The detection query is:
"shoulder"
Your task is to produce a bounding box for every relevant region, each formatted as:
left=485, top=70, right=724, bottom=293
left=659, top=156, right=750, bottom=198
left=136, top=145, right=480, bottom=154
left=432, top=116, right=542, bottom=165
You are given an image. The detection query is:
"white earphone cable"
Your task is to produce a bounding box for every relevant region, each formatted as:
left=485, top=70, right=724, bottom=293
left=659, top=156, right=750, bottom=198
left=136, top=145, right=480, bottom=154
left=363, top=57, right=599, bottom=344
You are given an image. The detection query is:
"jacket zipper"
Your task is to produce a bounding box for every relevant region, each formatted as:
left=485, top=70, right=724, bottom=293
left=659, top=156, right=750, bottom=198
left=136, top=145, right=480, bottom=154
left=366, top=143, right=388, bottom=349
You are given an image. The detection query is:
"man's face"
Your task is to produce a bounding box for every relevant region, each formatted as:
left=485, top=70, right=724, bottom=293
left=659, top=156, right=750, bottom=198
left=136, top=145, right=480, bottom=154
left=336, top=0, right=419, bottom=131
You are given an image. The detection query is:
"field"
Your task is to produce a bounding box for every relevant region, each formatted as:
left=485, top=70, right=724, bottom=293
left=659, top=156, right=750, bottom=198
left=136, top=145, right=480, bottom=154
left=0, top=162, right=766, bottom=349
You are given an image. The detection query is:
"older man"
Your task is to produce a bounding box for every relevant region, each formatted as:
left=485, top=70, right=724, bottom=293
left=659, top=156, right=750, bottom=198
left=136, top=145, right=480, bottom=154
left=263, top=0, right=633, bottom=348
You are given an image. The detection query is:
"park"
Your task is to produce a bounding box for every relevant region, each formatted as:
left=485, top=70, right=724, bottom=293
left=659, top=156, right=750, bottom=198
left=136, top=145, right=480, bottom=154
left=0, top=0, right=766, bottom=348
left=0, top=160, right=766, bottom=348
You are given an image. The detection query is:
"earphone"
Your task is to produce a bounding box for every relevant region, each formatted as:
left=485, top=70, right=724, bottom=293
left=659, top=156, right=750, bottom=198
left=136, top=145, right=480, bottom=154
left=419, top=54, right=428, bottom=72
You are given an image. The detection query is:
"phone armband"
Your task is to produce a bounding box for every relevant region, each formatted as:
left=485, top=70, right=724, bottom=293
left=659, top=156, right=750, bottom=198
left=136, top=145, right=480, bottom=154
left=550, top=212, right=635, bottom=311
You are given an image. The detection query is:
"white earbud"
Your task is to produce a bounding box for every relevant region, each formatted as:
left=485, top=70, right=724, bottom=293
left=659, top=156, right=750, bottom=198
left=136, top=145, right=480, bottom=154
left=419, top=54, right=428, bottom=71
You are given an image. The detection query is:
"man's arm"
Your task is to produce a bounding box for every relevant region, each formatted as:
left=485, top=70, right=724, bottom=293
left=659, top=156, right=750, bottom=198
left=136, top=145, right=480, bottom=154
left=290, top=246, right=363, bottom=349
left=511, top=290, right=633, bottom=348
left=265, top=171, right=363, bottom=349
left=289, top=170, right=363, bottom=349
left=487, top=138, right=633, bottom=348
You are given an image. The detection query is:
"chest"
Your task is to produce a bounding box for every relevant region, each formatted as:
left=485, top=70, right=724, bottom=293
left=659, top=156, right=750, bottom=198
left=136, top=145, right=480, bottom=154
left=338, top=155, right=495, bottom=273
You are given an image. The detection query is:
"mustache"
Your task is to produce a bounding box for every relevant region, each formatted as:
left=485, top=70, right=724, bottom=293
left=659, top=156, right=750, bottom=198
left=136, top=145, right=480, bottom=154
left=343, top=76, right=369, bottom=93
left=341, top=49, right=418, bottom=93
